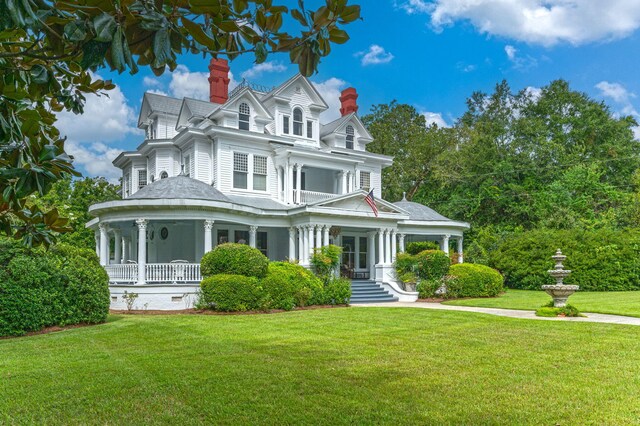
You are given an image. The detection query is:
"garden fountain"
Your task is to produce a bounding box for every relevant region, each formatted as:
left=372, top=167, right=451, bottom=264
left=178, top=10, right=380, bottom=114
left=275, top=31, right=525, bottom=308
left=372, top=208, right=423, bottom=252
left=542, top=249, right=579, bottom=307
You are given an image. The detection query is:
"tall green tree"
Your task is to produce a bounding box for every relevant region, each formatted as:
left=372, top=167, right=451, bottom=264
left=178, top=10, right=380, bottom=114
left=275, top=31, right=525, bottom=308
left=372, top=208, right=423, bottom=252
left=0, top=0, right=361, bottom=245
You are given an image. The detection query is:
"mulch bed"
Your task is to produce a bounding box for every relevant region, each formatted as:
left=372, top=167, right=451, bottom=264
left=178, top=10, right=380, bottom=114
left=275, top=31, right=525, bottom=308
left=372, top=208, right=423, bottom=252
left=417, top=298, right=446, bottom=303
left=0, top=323, right=97, bottom=340
left=110, top=304, right=349, bottom=316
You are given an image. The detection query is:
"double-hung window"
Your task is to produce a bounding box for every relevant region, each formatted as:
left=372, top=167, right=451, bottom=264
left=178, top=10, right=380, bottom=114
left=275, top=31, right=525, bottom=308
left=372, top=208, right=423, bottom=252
left=293, top=108, right=303, bottom=136
left=282, top=115, right=290, bottom=134
left=184, top=154, right=191, bottom=176
left=306, top=120, right=313, bottom=138
left=359, top=171, right=371, bottom=191
left=346, top=125, right=355, bottom=149
left=138, top=170, right=147, bottom=190
left=239, top=103, right=250, bottom=130
left=233, top=152, right=249, bottom=189
left=253, top=155, right=267, bottom=191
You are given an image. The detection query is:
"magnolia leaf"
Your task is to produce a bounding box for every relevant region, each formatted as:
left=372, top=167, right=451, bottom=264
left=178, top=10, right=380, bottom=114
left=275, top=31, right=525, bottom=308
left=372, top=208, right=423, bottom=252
left=30, top=65, right=49, bottom=84
left=93, top=12, right=117, bottom=42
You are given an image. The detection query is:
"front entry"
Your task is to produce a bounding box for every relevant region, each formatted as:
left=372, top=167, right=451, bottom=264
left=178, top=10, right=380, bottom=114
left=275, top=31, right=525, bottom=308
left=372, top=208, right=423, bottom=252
left=339, top=234, right=370, bottom=280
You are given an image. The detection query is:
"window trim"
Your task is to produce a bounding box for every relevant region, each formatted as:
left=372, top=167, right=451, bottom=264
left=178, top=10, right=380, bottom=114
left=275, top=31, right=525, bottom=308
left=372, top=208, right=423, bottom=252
left=359, top=171, right=371, bottom=191
left=233, top=152, right=249, bottom=189
left=138, top=169, right=147, bottom=190
left=346, top=125, right=355, bottom=149
left=238, top=102, right=250, bottom=131
left=282, top=115, right=290, bottom=134
left=293, top=107, right=303, bottom=136
left=252, top=155, right=268, bottom=191
left=306, top=120, right=313, bottom=139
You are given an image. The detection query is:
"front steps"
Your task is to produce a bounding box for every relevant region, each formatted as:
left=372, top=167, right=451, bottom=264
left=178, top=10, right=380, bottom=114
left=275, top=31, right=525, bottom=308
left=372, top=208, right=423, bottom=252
left=350, top=280, right=399, bottom=304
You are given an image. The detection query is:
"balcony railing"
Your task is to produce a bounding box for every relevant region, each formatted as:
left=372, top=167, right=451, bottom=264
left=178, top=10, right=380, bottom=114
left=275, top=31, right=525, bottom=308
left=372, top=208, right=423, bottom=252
left=299, top=190, right=337, bottom=204
left=105, top=263, right=202, bottom=284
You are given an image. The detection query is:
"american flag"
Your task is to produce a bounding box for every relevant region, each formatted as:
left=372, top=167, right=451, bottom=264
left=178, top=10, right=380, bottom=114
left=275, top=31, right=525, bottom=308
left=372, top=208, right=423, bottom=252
left=365, top=189, right=379, bottom=217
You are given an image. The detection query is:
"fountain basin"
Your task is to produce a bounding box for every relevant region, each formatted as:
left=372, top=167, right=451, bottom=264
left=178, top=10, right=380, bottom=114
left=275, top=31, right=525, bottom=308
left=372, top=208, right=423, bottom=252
left=542, top=284, right=580, bottom=307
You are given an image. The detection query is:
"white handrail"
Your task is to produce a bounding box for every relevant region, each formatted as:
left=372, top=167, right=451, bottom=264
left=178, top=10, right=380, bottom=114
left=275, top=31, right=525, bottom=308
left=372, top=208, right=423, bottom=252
left=105, top=264, right=137, bottom=283
left=105, top=263, right=202, bottom=284
left=299, top=190, right=337, bottom=204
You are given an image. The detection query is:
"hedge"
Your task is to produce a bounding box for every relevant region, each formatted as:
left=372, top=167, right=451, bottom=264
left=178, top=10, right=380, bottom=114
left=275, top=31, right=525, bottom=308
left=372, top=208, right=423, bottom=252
left=406, top=241, right=440, bottom=255
left=414, top=250, right=450, bottom=281
left=447, top=263, right=504, bottom=298
left=491, top=228, right=640, bottom=291
left=261, top=262, right=324, bottom=310
left=324, top=277, right=351, bottom=305
left=0, top=241, right=110, bottom=337
left=200, top=274, right=265, bottom=312
left=201, top=243, right=269, bottom=278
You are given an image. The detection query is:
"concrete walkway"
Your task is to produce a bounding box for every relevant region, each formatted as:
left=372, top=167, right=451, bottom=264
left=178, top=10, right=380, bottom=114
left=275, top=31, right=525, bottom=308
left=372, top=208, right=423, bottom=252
left=352, top=301, right=640, bottom=326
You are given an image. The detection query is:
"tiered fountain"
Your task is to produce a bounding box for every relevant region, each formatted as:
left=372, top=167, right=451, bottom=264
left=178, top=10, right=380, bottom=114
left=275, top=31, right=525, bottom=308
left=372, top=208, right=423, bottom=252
left=542, top=249, right=579, bottom=307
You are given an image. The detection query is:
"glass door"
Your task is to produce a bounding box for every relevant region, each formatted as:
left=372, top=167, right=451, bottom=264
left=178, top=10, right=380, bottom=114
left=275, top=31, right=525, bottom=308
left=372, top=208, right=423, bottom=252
left=341, top=236, right=355, bottom=278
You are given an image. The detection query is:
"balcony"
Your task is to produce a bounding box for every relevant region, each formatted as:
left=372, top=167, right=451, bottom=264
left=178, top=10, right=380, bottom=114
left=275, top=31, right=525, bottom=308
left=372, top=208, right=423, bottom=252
left=299, top=190, right=338, bottom=204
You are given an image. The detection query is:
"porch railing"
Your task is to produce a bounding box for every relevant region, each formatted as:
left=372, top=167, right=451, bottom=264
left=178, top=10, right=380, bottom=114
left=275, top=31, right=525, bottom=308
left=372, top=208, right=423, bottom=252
left=105, top=264, right=137, bottom=283
left=299, top=190, right=337, bottom=204
left=105, top=263, right=202, bottom=284
left=146, top=263, right=202, bottom=283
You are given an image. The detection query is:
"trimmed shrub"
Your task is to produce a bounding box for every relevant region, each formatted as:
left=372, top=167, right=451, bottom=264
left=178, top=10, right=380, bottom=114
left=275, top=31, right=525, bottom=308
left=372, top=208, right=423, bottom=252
left=446, top=263, right=504, bottom=298
left=0, top=241, right=109, bottom=337
left=310, top=244, right=342, bottom=282
left=324, top=277, right=351, bottom=305
left=201, top=243, right=269, bottom=278
left=261, top=262, right=324, bottom=310
left=416, top=279, right=444, bottom=299
left=491, top=228, right=640, bottom=291
left=415, top=250, right=450, bottom=281
left=200, top=274, right=265, bottom=312
left=406, top=241, right=440, bottom=255
left=394, top=252, right=417, bottom=276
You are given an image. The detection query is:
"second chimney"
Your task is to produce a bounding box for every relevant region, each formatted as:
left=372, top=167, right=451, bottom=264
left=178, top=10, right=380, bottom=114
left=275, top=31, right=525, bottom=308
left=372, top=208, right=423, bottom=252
left=339, top=87, right=358, bottom=116
left=208, top=58, right=230, bottom=104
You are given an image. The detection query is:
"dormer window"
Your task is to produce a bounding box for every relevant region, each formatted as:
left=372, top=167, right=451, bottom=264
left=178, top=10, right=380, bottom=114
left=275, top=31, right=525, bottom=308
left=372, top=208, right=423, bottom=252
left=306, top=120, right=313, bottom=139
left=138, top=170, right=147, bottom=189
left=239, top=103, right=250, bottom=130
left=283, top=115, right=290, bottom=134
left=346, top=125, right=355, bottom=149
left=293, top=107, right=303, bottom=136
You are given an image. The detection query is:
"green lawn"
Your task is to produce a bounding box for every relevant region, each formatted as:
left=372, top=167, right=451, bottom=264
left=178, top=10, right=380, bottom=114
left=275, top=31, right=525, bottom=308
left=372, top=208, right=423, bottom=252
left=2, top=309, right=640, bottom=424
left=444, top=289, right=640, bottom=317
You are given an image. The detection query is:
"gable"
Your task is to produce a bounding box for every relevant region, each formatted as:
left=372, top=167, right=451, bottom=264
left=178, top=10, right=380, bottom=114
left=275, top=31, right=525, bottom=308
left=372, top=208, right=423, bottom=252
left=263, top=74, right=328, bottom=110
left=310, top=190, right=406, bottom=215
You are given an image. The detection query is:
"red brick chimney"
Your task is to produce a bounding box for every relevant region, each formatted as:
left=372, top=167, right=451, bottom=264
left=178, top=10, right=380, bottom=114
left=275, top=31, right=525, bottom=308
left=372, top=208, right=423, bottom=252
left=339, top=87, right=358, bottom=116
left=208, top=58, right=230, bottom=104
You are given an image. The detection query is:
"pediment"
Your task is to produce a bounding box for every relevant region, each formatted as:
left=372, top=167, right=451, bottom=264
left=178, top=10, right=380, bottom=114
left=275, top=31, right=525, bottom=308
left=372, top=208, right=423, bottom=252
left=310, top=190, right=406, bottom=215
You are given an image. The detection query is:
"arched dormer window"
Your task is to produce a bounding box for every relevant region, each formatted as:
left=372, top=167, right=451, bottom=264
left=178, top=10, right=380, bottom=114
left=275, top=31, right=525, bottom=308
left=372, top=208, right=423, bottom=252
left=160, top=171, right=168, bottom=179
left=239, top=103, right=250, bottom=130
left=346, top=125, right=355, bottom=149
left=293, top=107, right=303, bottom=136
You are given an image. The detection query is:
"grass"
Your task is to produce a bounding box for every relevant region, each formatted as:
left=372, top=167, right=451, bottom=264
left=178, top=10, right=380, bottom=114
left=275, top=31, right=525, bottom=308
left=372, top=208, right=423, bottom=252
left=444, top=289, right=640, bottom=317
left=2, top=308, right=640, bottom=424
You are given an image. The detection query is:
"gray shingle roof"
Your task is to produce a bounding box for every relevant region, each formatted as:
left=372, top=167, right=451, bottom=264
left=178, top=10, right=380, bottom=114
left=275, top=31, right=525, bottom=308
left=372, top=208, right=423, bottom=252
left=129, top=175, right=230, bottom=202
left=145, top=92, right=183, bottom=115
left=393, top=200, right=452, bottom=221
left=320, top=113, right=354, bottom=137
left=183, top=98, right=218, bottom=117
left=226, top=194, right=290, bottom=211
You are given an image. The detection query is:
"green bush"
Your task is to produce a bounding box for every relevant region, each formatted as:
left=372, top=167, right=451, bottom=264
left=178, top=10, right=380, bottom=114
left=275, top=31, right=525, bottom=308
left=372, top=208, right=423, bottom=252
left=324, top=277, right=351, bottom=305
left=491, top=228, right=640, bottom=291
left=414, top=250, right=450, bottom=281
left=201, top=243, right=269, bottom=278
left=200, top=274, right=265, bottom=312
left=0, top=241, right=110, bottom=337
left=394, top=252, right=417, bottom=276
left=406, top=241, right=440, bottom=255
left=536, top=303, right=582, bottom=317
left=261, top=262, right=324, bottom=310
left=416, top=279, right=444, bottom=299
left=446, top=263, right=504, bottom=298
left=310, top=245, right=342, bottom=283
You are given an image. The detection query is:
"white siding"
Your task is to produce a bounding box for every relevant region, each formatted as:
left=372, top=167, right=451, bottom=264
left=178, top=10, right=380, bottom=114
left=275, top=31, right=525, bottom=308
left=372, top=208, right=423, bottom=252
left=156, top=148, right=173, bottom=178
left=155, top=115, right=178, bottom=139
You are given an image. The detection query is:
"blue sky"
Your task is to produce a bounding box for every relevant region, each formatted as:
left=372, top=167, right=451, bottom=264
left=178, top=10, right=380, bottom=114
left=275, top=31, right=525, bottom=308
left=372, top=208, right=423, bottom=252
left=58, top=0, right=640, bottom=181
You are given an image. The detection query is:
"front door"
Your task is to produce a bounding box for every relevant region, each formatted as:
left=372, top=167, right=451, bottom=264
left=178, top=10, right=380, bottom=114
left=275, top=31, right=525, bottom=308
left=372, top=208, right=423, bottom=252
left=341, top=236, right=356, bottom=278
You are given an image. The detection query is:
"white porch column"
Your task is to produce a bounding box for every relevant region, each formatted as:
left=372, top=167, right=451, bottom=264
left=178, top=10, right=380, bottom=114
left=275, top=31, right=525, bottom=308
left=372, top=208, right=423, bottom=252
left=377, top=229, right=384, bottom=265
left=284, top=164, right=290, bottom=204
left=368, top=231, right=376, bottom=279
left=95, top=230, right=100, bottom=257
left=113, top=229, right=122, bottom=264
left=442, top=234, right=450, bottom=255
left=136, top=219, right=148, bottom=285
left=457, top=237, right=464, bottom=263
left=348, top=171, right=354, bottom=192
left=341, top=171, right=348, bottom=194
left=98, top=223, right=109, bottom=266
left=298, top=226, right=304, bottom=263
left=204, top=220, right=214, bottom=253
left=295, top=163, right=303, bottom=204
left=398, top=233, right=406, bottom=253
left=249, top=226, right=258, bottom=248
left=391, top=229, right=397, bottom=263
left=384, top=229, right=391, bottom=265
left=288, top=227, right=297, bottom=261
left=123, top=237, right=130, bottom=262
left=323, top=226, right=330, bottom=246
left=315, top=225, right=322, bottom=249
left=354, top=169, right=360, bottom=190
left=307, top=225, right=315, bottom=260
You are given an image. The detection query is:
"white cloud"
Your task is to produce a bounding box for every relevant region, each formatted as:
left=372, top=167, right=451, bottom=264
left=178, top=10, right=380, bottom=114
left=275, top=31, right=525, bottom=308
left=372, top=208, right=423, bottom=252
left=456, top=62, right=477, bottom=72
left=505, top=45, right=517, bottom=61
left=56, top=76, right=138, bottom=182
left=504, top=44, right=537, bottom=70
left=143, top=76, right=162, bottom=87
left=167, top=65, right=239, bottom=100
left=312, top=77, right=348, bottom=123
left=241, top=61, right=287, bottom=80
left=400, top=0, right=640, bottom=46
left=421, top=111, right=449, bottom=128
left=356, top=44, right=394, bottom=66
left=596, top=81, right=640, bottom=140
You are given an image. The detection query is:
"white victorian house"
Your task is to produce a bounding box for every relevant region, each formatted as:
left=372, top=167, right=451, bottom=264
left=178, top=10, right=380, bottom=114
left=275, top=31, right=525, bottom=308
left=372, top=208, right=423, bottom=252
left=87, top=59, right=469, bottom=310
